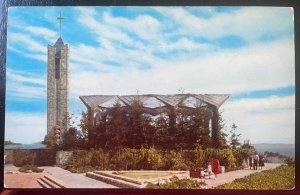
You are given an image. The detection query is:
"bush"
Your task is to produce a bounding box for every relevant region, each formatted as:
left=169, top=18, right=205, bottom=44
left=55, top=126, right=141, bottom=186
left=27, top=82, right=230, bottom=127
left=284, top=157, right=295, bottom=167
left=146, top=176, right=203, bottom=189
left=65, top=147, right=241, bottom=172
left=90, top=148, right=110, bottom=170
left=19, top=165, right=44, bottom=173
left=161, top=150, right=188, bottom=170
left=67, top=150, right=93, bottom=171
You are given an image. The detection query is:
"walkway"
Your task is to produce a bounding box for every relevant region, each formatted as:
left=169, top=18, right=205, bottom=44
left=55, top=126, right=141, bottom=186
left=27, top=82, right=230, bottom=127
left=4, top=163, right=282, bottom=189
left=201, top=163, right=282, bottom=189
left=4, top=164, right=117, bottom=188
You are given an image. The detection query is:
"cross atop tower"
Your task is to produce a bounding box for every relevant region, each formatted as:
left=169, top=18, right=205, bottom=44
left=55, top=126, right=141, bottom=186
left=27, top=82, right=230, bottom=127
left=57, top=13, right=64, bottom=38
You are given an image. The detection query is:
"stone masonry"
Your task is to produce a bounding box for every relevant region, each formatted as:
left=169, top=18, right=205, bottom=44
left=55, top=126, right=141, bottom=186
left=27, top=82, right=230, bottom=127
left=47, top=37, right=69, bottom=136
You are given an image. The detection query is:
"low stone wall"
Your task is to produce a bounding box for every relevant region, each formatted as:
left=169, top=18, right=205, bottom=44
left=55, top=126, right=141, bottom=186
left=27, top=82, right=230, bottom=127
left=56, top=151, right=73, bottom=166
left=5, top=149, right=56, bottom=166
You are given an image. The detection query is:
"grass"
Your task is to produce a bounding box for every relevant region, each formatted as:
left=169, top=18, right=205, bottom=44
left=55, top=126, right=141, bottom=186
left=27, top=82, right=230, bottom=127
left=215, top=165, right=295, bottom=190
left=116, top=171, right=174, bottom=179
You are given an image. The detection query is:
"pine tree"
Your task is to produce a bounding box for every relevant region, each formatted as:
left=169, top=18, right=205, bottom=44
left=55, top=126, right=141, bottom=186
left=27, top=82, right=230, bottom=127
left=229, top=123, right=242, bottom=149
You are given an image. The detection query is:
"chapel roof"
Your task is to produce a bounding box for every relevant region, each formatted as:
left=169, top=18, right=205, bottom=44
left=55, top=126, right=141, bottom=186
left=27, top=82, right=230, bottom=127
left=79, top=94, right=229, bottom=110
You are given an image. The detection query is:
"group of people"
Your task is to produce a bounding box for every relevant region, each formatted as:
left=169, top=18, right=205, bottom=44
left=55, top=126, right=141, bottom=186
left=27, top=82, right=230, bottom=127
left=203, top=158, right=220, bottom=179
left=249, top=153, right=265, bottom=170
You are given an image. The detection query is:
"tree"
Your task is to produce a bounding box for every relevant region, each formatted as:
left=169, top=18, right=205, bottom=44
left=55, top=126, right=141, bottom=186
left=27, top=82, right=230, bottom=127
left=104, top=102, right=129, bottom=150
left=77, top=111, right=90, bottom=148
left=153, top=114, right=173, bottom=149
left=61, top=127, right=80, bottom=150
left=42, top=134, right=57, bottom=148
left=229, top=123, right=242, bottom=149
left=216, top=111, right=228, bottom=149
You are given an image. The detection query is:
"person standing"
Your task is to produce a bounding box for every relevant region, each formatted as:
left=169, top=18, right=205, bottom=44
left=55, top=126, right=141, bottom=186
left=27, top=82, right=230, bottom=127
left=253, top=153, right=259, bottom=170
left=212, top=158, right=220, bottom=179
left=249, top=155, right=253, bottom=170
left=207, top=162, right=212, bottom=178
left=259, top=154, right=265, bottom=170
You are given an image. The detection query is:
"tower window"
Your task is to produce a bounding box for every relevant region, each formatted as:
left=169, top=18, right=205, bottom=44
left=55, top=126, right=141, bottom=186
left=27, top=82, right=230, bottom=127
left=55, top=57, right=60, bottom=79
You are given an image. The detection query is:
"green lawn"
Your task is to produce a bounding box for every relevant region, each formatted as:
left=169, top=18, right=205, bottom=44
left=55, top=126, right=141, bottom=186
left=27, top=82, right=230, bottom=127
left=117, top=172, right=174, bottom=179
left=215, top=165, right=295, bottom=190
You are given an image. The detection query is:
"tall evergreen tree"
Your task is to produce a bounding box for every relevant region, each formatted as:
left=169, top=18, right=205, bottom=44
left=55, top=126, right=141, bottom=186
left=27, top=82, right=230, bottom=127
left=229, top=123, right=242, bottom=149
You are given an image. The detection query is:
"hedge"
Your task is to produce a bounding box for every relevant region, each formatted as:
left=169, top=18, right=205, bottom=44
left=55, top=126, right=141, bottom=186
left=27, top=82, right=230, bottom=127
left=66, top=146, right=243, bottom=173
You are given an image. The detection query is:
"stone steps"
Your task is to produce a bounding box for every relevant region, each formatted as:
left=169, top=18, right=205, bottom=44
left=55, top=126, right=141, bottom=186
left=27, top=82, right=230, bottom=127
left=86, top=172, right=142, bottom=188
left=93, top=171, right=143, bottom=185
left=37, top=175, right=69, bottom=188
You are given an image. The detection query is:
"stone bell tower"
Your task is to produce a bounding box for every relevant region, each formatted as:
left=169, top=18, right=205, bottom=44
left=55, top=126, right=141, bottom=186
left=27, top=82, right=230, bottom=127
left=47, top=14, right=69, bottom=136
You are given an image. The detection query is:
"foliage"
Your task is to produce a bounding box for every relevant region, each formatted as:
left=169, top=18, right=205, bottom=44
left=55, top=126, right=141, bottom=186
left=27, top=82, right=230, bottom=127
left=193, top=145, right=206, bottom=168
left=284, top=157, right=295, bottom=167
left=215, top=165, right=295, bottom=190
left=146, top=176, right=203, bottom=189
left=42, top=134, right=57, bottom=148
left=161, top=150, right=188, bottom=170
left=90, top=148, right=110, bottom=170
left=61, top=127, right=80, bottom=150
left=66, top=150, right=93, bottom=171
left=234, top=142, right=255, bottom=168
left=216, top=111, right=228, bottom=149
left=65, top=98, right=230, bottom=151
left=19, top=165, right=44, bottom=173
left=229, top=123, right=241, bottom=149
left=64, top=146, right=255, bottom=173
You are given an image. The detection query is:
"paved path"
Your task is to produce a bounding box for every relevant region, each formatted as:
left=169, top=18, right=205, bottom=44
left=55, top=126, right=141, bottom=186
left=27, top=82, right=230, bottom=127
left=40, top=166, right=118, bottom=188
left=5, top=163, right=282, bottom=189
left=200, top=163, right=282, bottom=189
left=5, top=164, right=117, bottom=188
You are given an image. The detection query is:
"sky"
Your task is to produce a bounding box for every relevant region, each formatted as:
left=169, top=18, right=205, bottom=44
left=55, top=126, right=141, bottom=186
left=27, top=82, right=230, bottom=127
left=5, top=6, right=295, bottom=145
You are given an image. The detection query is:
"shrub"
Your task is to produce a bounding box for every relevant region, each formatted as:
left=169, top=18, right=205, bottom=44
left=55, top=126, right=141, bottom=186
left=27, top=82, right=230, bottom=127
left=67, top=150, right=93, bottom=171
left=90, top=148, right=109, bottom=170
left=284, top=157, right=295, bottom=167
left=193, top=145, right=206, bottom=168
left=161, top=150, right=188, bottom=170
left=146, top=176, right=203, bottom=189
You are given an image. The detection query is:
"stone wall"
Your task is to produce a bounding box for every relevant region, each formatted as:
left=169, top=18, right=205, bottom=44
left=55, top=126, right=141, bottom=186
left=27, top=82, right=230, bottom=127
left=56, top=151, right=73, bottom=166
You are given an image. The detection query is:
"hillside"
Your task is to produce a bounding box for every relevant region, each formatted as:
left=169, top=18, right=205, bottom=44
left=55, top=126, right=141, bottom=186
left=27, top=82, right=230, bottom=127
left=253, top=143, right=295, bottom=158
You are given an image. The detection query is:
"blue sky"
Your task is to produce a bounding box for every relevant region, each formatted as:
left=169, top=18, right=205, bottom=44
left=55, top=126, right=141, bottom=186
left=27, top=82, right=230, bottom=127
left=5, top=6, right=295, bottom=144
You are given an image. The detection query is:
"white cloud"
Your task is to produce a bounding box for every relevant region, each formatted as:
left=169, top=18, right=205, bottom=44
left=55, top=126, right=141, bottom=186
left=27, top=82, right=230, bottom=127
left=8, top=32, right=47, bottom=54
left=5, top=112, right=47, bottom=144
left=222, top=95, right=295, bottom=144
left=69, top=38, right=294, bottom=97
left=6, top=69, right=47, bottom=100
left=19, top=26, right=57, bottom=42
left=102, top=11, right=161, bottom=41
left=154, top=7, right=293, bottom=41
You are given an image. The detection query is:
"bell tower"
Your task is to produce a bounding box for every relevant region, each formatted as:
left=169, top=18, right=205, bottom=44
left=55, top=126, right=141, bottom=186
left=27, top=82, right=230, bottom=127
left=47, top=14, right=69, bottom=136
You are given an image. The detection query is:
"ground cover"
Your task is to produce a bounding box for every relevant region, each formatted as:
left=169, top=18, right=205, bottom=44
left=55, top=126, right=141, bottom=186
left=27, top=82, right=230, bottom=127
left=215, top=165, right=295, bottom=190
